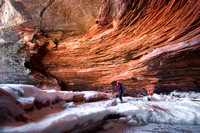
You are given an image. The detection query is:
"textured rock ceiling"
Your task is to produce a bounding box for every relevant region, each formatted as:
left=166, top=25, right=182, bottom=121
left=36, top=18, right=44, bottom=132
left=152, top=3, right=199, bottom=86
left=0, top=0, right=200, bottom=95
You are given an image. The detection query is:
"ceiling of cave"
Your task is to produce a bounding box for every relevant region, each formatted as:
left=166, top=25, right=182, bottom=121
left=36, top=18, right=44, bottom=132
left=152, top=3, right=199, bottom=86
left=0, top=0, right=200, bottom=94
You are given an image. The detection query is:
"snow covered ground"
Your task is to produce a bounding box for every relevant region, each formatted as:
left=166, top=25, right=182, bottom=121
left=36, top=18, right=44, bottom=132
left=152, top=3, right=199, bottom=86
left=0, top=84, right=200, bottom=133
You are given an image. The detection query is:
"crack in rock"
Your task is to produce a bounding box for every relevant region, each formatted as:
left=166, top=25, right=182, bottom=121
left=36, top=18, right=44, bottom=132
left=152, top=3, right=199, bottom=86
left=40, top=0, right=55, bottom=28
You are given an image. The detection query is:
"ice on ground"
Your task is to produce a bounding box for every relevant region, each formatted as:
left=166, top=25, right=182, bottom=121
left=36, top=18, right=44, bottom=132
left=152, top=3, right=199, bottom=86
left=0, top=84, right=200, bottom=133
left=97, top=122, right=200, bottom=133
left=62, top=102, right=75, bottom=109
left=0, top=84, right=113, bottom=110
left=83, top=91, right=114, bottom=102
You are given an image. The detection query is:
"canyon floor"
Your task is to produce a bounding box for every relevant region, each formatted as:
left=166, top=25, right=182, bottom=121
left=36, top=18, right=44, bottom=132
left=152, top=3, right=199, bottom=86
left=0, top=84, right=200, bottom=133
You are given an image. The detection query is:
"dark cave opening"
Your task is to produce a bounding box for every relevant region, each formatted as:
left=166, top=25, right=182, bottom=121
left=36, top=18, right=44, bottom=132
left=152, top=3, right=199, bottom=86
left=24, top=61, right=30, bottom=69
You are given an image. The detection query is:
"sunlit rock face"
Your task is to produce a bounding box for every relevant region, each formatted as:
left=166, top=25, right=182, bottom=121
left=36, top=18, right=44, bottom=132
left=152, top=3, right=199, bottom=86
left=0, top=0, right=200, bottom=95
left=0, top=0, right=102, bottom=33
left=0, top=0, right=102, bottom=88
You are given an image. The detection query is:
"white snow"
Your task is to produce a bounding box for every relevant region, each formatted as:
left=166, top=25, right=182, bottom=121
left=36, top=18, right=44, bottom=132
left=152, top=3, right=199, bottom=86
left=62, top=102, right=75, bottom=109
left=0, top=84, right=200, bottom=133
left=0, top=39, right=6, bottom=43
left=0, top=84, right=112, bottom=109
left=83, top=91, right=114, bottom=102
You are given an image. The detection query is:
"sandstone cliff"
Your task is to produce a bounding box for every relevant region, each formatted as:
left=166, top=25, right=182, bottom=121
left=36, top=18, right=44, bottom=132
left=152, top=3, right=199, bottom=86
left=0, top=0, right=200, bottom=95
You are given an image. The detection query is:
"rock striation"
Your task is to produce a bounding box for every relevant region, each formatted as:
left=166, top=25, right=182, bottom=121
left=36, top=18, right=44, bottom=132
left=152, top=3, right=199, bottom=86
left=0, top=0, right=200, bottom=95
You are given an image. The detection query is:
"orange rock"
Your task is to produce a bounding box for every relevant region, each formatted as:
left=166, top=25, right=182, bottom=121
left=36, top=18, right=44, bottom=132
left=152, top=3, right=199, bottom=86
left=36, top=40, right=44, bottom=46
left=46, top=40, right=55, bottom=51
left=57, top=45, right=66, bottom=50
left=26, top=42, right=35, bottom=48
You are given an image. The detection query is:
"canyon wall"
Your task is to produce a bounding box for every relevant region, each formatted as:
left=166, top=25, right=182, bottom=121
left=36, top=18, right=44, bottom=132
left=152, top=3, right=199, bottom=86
left=0, top=0, right=103, bottom=89
left=0, top=0, right=200, bottom=95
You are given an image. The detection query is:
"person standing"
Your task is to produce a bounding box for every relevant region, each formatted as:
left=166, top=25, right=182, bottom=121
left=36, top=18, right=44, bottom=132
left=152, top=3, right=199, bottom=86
left=116, top=81, right=125, bottom=103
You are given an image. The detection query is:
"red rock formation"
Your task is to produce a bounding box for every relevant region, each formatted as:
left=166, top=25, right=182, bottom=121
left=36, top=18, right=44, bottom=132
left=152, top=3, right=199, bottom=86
left=0, top=88, right=28, bottom=123
left=0, top=0, right=103, bottom=86
left=0, top=0, right=200, bottom=95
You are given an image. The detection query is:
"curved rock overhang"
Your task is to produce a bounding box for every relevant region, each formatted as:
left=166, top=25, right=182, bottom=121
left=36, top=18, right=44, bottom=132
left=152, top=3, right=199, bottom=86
left=0, top=0, right=200, bottom=95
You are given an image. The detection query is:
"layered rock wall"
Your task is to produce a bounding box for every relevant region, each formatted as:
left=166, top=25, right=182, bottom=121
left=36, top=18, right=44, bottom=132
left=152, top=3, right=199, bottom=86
left=0, top=0, right=102, bottom=88
left=0, top=0, right=200, bottom=95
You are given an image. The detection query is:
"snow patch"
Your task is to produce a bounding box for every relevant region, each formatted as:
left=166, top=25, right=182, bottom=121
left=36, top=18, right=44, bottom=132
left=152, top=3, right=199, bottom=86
left=0, top=84, right=113, bottom=110
left=62, top=102, right=75, bottom=109
left=83, top=91, right=114, bottom=102
left=0, top=84, right=200, bottom=133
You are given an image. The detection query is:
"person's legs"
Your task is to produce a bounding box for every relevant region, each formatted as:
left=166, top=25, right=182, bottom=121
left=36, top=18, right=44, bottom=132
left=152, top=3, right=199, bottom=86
left=118, top=93, right=123, bottom=103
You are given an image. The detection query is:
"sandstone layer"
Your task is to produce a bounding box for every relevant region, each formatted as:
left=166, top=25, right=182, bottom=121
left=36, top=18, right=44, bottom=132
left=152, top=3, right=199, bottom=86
left=0, top=0, right=200, bottom=95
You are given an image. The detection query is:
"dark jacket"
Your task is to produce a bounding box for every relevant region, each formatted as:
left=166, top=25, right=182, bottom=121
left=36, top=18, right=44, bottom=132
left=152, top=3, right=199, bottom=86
left=116, top=83, right=123, bottom=94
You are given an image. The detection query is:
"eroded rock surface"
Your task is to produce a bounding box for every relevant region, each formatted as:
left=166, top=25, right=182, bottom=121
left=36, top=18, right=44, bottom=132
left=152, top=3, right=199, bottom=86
left=0, top=88, right=28, bottom=123
left=0, top=0, right=200, bottom=95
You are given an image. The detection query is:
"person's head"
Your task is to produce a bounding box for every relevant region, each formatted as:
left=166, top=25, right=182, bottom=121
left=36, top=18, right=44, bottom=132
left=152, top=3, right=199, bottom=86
left=117, top=81, right=119, bottom=84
